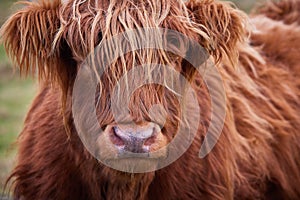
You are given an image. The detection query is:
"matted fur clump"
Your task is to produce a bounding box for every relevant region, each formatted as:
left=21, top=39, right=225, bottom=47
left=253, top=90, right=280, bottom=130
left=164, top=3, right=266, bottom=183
left=1, top=0, right=300, bottom=199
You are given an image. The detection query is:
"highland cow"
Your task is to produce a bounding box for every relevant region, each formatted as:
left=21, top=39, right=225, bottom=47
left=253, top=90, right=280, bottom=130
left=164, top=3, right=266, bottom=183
left=1, top=0, right=300, bottom=199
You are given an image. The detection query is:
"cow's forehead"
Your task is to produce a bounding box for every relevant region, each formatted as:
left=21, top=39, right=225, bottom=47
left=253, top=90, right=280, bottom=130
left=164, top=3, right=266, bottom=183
left=56, top=0, right=206, bottom=64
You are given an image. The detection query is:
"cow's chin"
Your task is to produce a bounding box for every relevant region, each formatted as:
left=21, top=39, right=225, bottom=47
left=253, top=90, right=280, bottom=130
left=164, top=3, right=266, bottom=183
left=102, top=157, right=164, bottom=174
left=100, top=163, right=157, bottom=184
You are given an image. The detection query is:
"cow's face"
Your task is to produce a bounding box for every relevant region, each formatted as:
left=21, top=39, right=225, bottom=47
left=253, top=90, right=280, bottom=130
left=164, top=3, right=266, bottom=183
left=66, top=0, right=206, bottom=172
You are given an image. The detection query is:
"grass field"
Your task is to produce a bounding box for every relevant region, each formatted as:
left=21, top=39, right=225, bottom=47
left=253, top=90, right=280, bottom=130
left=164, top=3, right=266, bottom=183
left=0, top=0, right=260, bottom=193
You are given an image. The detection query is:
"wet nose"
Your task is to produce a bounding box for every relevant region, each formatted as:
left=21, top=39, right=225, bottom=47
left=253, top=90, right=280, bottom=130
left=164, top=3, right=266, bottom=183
left=111, top=124, right=158, bottom=153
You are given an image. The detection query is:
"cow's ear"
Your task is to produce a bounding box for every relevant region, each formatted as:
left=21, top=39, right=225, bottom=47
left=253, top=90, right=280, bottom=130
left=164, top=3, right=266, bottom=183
left=0, top=0, right=74, bottom=83
left=186, top=0, right=247, bottom=66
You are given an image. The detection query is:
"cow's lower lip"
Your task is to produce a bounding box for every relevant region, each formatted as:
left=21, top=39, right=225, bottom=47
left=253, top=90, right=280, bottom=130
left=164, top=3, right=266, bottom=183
left=101, top=150, right=168, bottom=172
left=116, top=151, right=164, bottom=159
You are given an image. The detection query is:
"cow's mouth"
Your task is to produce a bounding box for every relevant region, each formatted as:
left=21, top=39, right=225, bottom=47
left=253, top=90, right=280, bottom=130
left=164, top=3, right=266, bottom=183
left=94, top=123, right=169, bottom=172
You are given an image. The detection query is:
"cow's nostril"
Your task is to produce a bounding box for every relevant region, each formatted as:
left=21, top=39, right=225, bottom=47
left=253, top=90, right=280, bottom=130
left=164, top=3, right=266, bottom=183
left=110, top=126, right=125, bottom=146
left=144, top=135, right=156, bottom=146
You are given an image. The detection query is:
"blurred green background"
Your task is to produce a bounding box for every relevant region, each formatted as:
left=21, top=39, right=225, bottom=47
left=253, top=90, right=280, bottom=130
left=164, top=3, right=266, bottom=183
left=0, top=0, right=262, bottom=192
left=0, top=0, right=37, bottom=192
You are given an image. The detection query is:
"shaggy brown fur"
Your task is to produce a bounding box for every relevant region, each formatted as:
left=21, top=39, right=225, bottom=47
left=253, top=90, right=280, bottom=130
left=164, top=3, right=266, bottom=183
left=1, top=0, right=300, bottom=199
